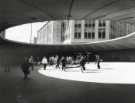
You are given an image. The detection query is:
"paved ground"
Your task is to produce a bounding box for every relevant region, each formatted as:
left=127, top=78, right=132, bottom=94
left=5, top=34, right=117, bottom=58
left=39, top=62, right=135, bottom=84
left=1, top=62, right=135, bottom=103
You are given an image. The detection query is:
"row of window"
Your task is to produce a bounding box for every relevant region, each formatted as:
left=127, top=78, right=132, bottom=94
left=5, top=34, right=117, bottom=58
left=74, top=32, right=106, bottom=39
left=75, top=24, right=81, bottom=28
left=84, top=32, right=95, bottom=39
left=98, top=29, right=106, bottom=39
left=98, top=31, right=106, bottom=39
left=99, top=21, right=106, bottom=27
left=74, top=32, right=81, bottom=39
left=85, top=24, right=95, bottom=28
left=74, top=22, right=106, bottom=28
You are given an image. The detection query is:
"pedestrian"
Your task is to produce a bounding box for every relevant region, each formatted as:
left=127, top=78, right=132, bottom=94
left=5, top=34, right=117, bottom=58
left=95, top=55, right=101, bottom=69
left=28, top=56, right=34, bottom=71
left=55, top=55, right=60, bottom=69
left=61, top=57, right=66, bottom=71
left=80, top=55, right=86, bottom=72
left=41, top=56, right=48, bottom=70
left=21, top=57, right=31, bottom=80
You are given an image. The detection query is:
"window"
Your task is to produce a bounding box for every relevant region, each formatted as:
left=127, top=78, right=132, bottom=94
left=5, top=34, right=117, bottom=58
left=84, top=32, right=88, bottom=39
left=88, top=24, right=91, bottom=28
left=78, top=32, right=81, bottom=39
left=103, top=22, right=106, bottom=27
left=88, top=33, right=91, bottom=39
left=74, top=32, right=78, bottom=38
left=85, top=24, right=88, bottom=27
left=85, top=23, right=95, bottom=28
left=98, top=32, right=102, bottom=39
left=74, top=32, right=81, bottom=39
left=92, top=23, right=95, bottom=27
left=92, top=32, right=95, bottom=39
left=89, top=21, right=95, bottom=28
left=102, top=31, right=105, bottom=38
left=99, top=20, right=106, bottom=27
left=78, top=24, right=81, bottom=28
left=75, top=24, right=78, bottom=28
left=99, top=21, right=102, bottom=27
left=84, top=32, right=95, bottom=39
left=98, top=29, right=106, bottom=39
left=75, top=24, right=81, bottom=28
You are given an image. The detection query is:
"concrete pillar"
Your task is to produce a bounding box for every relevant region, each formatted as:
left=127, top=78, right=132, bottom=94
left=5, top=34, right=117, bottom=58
left=70, top=20, right=75, bottom=43
left=81, top=20, right=85, bottom=39
left=95, top=20, right=99, bottom=40
left=106, top=20, right=110, bottom=39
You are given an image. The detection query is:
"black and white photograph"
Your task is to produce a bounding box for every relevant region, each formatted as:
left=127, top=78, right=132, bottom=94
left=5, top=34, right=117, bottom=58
left=1, top=0, right=135, bottom=103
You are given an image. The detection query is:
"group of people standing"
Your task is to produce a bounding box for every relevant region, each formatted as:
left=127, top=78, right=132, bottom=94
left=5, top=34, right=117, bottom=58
left=41, top=56, right=68, bottom=71
left=40, top=54, right=102, bottom=72
left=21, top=54, right=102, bottom=79
left=77, top=54, right=102, bottom=72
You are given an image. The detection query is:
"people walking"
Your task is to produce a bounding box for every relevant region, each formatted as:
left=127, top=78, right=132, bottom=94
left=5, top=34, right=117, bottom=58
left=28, top=56, right=34, bottom=71
left=55, top=55, right=60, bottom=69
left=80, top=55, right=86, bottom=72
left=95, top=55, right=101, bottom=69
left=41, top=56, right=48, bottom=70
left=21, top=57, right=31, bottom=80
left=61, top=57, right=66, bottom=71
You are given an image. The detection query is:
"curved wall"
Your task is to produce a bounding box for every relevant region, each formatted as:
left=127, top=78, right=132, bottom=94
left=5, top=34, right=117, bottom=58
left=97, top=49, right=135, bottom=61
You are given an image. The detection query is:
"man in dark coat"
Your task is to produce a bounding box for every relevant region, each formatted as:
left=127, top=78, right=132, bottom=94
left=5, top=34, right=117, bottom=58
left=21, top=58, right=31, bottom=79
left=61, top=57, right=66, bottom=71
left=80, top=56, right=86, bottom=72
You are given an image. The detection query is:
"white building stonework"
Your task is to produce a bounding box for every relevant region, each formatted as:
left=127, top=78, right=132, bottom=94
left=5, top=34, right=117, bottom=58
left=37, top=20, right=135, bottom=44
left=37, top=21, right=64, bottom=44
left=64, top=20, right=110, bottom=44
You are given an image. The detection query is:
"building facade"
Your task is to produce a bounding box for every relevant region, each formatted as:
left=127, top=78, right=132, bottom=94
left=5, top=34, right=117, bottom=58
left=110, top=21, right=135, bottom=39
left=37, top=21, right=65, bottom=44
left=63, top=20, right=110, bottom=44
left=37, top=20, right=135, bottom=44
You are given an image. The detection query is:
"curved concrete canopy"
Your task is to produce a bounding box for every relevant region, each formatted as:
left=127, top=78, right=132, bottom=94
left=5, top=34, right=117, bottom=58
left=2, top=32, right=135, bottom=53
left=1, top=0, right=135, bottom=30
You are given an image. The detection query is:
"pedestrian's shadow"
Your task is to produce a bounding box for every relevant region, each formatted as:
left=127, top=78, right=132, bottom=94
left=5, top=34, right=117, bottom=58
left=65, top=69, right=80, bottom=72
left=101, top=67, right=114, bottom=70
left=83, top=68, right=103, bottom=73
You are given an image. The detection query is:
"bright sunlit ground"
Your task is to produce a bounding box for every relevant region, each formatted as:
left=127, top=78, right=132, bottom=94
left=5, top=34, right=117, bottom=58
left=39, top=62, right=135, bottom=84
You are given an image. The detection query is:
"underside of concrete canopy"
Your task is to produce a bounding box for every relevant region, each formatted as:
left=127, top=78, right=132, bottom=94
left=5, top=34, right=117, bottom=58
left=1, top=0, right=135, bottom=30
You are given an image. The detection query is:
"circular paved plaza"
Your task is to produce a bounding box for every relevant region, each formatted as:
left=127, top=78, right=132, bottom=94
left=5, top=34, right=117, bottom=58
left=39, top=62, right=135, bottom=84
